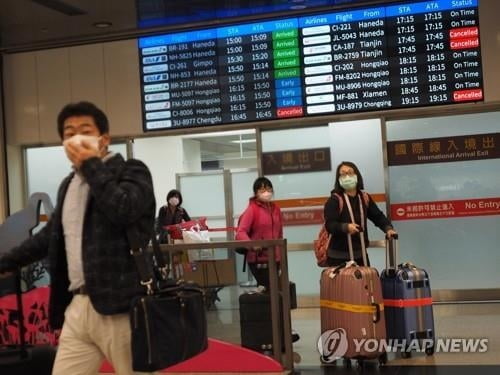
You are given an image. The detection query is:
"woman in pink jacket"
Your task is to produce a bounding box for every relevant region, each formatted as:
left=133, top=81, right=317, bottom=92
left=236, top=177, right=283, bottom=290
left=236, top=177, right=300, bottom=343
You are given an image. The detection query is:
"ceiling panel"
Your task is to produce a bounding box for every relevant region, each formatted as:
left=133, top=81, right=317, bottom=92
left=0, top=0, right=388, bottom=51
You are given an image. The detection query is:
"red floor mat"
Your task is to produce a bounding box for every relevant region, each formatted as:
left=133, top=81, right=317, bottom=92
left=100, top=338, right=283, bottom=373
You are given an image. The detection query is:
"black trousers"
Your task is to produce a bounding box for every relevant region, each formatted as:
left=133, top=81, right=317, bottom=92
left=247, top=263, right=297, bottom=311
left=248, top=263, right=278, bottom=289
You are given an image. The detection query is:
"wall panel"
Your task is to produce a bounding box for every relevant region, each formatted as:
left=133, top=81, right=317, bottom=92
left=103, top=40, right=142, bottom=137
left=36, top=48, right=71, bottom=143
left=3, top=52, right=39, bottom=145
left=69, top=44, right=106, bottom=109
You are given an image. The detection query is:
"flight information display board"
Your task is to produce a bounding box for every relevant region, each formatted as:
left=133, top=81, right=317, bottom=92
left=138, top=0, right=483, bottom=131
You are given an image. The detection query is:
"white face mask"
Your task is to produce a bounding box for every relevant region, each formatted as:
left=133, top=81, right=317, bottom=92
left=168, top=197, right=180, bottom=207
left=339, top=175, right=358, bottom=191
left=63, top=134, right=100, bottom=152
left=258, top=192, right=273, bottom=202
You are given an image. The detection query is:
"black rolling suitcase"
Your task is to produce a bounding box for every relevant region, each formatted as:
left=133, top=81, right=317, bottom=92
left=239, top=291, right=283, bottom=352
left=239, top=281, right=296, bottom=352
left=0, top=273, right=56, bottom=374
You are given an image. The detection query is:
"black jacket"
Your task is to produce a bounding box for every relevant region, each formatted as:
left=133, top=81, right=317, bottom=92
left=157, top=205, right=190, bottom=228
left=0, top=154, right=155, bottom=329
left=324, top=190, right=392, bottom=261
left=156, top=205, right=190, bottom=243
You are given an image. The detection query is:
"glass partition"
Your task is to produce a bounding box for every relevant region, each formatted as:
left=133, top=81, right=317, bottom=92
left=178, top=172, right=226, bottom=221
left=26, top=143, right=127, bottom=205
left=386, top=112, right=500, bottom=290
left=261, top=120, right=388, bottom=299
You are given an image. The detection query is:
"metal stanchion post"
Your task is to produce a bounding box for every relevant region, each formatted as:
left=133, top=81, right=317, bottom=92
left=279, top=239, right=293, bottom=371
left=268, top=246, right=282, bottom=362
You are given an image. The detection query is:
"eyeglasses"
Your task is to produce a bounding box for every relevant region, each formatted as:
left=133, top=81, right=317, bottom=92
left=257, top=187, right=273, bottom=193
left=339, top=171, right=356, bottom=177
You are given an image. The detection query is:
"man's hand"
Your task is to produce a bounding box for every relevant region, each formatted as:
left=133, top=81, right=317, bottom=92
left=64, top=139, right=102, bottom=168
left=0, top=271, right=13, bottom=279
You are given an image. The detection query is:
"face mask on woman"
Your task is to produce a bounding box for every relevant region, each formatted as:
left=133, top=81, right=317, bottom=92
left=339, top=175, right=358, bottom=191
left=258, top=191, right=273, bottom=202
left=168, top=197, right=179, bottom=207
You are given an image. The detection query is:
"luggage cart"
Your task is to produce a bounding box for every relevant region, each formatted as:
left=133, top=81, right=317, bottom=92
left=166, top=226, right=238, bottom=309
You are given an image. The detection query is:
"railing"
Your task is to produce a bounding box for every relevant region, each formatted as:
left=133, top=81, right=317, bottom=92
left=287, top=240, right=386, bottom=252
left=159, top=239, right=294, bottom=371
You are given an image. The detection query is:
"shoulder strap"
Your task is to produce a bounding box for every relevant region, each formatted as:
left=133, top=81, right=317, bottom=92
left=237, top=202, right=259, bottom=273
left=361, top=191, right=370, bottom=206
left=240, top=201, right=259, bottom=231
left=332, top=192, right=344, bottom=214
left=344, top=193, right=368, bottom=266
left=333, top=191, right=369, bottom=213
left=251, top=201, right=260, bottom=227
left=128, top=227, right=169, bottom=294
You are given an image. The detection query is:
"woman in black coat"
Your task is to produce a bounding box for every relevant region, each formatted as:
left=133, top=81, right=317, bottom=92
left=156, top=189, right=191, bottom=243
left=324, top=161, right=397, bottom=266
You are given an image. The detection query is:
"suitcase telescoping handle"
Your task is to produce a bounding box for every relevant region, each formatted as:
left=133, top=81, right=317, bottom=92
left=385, top=233, right=399, bottom=271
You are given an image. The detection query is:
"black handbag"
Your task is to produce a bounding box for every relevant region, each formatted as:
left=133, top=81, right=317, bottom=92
left=128, top=229, right=208, bottom=372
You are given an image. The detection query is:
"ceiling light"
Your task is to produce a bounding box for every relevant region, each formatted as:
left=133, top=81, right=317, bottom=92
left=231, top=139, right=256, bottom=144
left=93, top=21, right=112, bottom=28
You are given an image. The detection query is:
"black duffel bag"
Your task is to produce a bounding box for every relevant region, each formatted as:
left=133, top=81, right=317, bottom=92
left=128, top=229, right=208, bottom=372
left=130, top=283, right=207, bottom=371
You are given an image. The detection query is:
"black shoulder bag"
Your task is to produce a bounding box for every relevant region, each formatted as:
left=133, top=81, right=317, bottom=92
left=128, top=228, right=208, bottom=372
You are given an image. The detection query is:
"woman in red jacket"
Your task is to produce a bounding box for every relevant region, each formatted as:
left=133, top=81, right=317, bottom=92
left=236, top=177, right=283, bottom=290
left=236, top=177, right=300, bottom=343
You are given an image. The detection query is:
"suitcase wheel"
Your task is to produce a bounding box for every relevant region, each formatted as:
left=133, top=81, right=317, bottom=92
left=401, top=350, right=412, bottom=359
left=425, top=345, right=435, bottom=356
left=378, top=352, right=388, bottom=365
left=319, top=355, right=334, bottom=364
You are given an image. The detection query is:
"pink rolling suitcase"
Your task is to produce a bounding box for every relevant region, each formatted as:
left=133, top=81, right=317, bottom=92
left=319, top=193, right=387, bottom=365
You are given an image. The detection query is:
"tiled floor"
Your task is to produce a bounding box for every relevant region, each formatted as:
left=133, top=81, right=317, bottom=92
left=206, top=286, right=500, bottom=371
left=95, top=286, right=500, bottom=374
left=293, top=366, right=500, bottom=375
left=289, top=303, right=500, bottom=366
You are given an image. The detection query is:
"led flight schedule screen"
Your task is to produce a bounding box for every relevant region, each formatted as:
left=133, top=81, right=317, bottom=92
left=138, top=0, right=483, bottom=131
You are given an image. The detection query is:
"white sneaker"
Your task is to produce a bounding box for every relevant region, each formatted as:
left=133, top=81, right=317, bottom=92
left=256, top=285, right=267, bottom=293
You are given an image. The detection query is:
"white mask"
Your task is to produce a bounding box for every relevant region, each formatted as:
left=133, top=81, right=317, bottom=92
left=168, top=197, right=180, bottom=207
left=258, top=192, right=273, bottom=202
left=339, top=175, right=358, bottom=191
left=63, top=134, right=100, bottom=152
